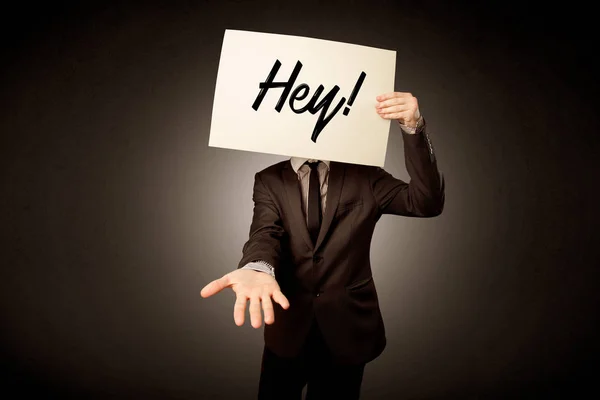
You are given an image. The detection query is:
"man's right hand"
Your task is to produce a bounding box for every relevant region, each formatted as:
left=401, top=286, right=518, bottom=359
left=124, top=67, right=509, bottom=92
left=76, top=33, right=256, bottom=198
left=200, top=269, right=290, bottom=329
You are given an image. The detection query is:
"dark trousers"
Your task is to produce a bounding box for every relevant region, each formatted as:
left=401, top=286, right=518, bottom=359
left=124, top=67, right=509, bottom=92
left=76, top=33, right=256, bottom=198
left=257, top=318, right=366, bottom=400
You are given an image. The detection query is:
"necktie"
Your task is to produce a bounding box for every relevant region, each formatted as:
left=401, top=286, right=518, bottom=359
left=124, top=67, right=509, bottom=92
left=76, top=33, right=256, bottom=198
left=307, top=161, right=322, bottom=246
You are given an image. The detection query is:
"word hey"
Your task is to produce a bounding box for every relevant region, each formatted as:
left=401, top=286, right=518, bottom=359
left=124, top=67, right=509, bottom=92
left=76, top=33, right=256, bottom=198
left=251, top=59, right=366, bottom=143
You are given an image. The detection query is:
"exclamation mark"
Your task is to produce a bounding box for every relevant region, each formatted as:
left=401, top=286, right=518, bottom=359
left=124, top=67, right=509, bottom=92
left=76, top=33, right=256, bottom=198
left=343, top=71, right=367, bottom=116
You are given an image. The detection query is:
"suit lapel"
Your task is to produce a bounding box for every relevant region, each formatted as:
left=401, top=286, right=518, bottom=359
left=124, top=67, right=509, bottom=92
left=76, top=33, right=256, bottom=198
left=282, top=163, right=313, bottom=251
left=315, top=161, right=345, bottom=252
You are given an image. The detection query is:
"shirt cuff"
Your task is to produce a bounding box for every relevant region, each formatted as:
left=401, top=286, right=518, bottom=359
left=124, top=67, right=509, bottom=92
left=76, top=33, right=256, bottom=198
left=398, top=115, right=424, bottom=134
left=241, top=260, right=275, bottom=278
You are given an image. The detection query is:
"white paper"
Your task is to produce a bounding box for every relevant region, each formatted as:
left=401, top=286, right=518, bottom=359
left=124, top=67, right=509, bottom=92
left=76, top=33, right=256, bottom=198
left=208, top=29, right=396, bottom=167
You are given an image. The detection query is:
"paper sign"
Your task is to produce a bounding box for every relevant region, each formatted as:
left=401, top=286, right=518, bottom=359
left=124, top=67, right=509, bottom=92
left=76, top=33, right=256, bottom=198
left=208, top=30, right=396, bottom=167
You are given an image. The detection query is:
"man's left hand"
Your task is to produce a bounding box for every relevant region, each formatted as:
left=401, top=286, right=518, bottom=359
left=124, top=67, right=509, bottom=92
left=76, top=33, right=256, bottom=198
left=375, top=92, right=421, bottom=128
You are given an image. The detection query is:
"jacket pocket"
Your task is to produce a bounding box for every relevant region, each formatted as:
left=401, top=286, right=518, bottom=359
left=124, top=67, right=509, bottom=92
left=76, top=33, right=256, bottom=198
left=337, top=200, right=363, bottom=212
left=336, top=200, right=363, bottom=218
left=346, top=276, right=373, bottom=291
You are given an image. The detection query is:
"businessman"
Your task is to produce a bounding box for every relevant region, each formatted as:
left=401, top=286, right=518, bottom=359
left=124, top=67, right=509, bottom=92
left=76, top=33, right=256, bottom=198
left=201, top=92, right=445, bottom=399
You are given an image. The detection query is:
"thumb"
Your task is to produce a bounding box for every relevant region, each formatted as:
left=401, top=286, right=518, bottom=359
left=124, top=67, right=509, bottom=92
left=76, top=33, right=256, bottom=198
left=200, top=274, right=231, bottom=298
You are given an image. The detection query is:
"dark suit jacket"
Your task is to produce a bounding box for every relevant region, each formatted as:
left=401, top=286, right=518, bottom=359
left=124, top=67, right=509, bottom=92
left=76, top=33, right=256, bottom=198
left=237, top=124, right=444, bottom=365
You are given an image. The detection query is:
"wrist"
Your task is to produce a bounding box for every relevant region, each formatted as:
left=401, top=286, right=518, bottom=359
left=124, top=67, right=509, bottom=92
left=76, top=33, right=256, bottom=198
left=241, top=260, right=275, bottom=278
left=399, top=115, right=424, bottom=134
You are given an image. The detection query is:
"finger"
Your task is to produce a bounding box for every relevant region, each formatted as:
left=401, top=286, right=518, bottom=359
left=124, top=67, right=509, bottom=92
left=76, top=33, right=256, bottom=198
left=249, top=294, right=262, bottom=329
left=376, top=97, right=409, bottom=109
left=376, top=92, right=412, bottom=102
left=380, top=112, right=413, bottom=122
left=200, top=274, right=231, bottom=298
left=261, top=294, right=275, bottom=325
left=376, top=104, right=409, bottom=115
left=378, top=111, right=401, bottom=120
left=233, top=294, right=248, bottom=326
left=272, top=290, right=290, bottom=310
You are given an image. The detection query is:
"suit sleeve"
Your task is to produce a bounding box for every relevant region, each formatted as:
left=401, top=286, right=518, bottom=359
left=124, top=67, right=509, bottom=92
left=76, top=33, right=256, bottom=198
left=237, top=172, right=285, bottom=271
left=369, top=123, right=445, bottom=217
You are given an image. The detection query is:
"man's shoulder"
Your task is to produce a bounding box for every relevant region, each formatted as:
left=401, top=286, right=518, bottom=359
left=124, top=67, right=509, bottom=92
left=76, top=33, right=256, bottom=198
left=337, top=161, right=380, bottom=176
left=255, top=159, right=289, bottom=177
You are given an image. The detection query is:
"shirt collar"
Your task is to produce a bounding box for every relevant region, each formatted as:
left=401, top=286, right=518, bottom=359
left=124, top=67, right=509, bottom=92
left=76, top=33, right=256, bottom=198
left=290, top=157, right=331, bottom=174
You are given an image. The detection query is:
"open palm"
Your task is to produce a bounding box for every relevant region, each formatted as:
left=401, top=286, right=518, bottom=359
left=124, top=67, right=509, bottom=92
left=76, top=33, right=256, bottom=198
left=200, top=269, right=290, bottom=328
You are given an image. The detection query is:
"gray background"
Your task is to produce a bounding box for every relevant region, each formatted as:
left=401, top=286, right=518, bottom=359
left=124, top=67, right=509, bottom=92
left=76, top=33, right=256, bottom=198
left=1, top=1, right=598, bottom=398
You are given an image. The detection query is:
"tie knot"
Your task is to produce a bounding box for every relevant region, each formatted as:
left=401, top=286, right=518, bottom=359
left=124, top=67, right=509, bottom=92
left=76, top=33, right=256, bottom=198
left=306, top=160, right=320, bottom=170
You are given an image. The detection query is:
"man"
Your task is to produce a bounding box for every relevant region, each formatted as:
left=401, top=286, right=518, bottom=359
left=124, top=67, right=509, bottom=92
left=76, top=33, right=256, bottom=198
left=201, top=92, right=444, bottom=399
